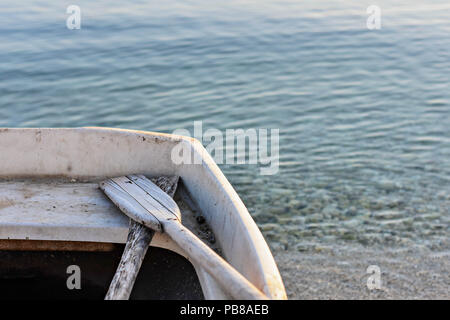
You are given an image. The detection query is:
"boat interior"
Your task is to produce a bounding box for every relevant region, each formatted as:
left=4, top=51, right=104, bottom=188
left=0, top=178, right=216, bottom=299
left=0, top=245, right=204, bottom=300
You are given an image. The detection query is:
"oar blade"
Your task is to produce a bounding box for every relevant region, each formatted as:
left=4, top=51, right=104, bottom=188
left=127, top=175, right=181, bottom=220
left=100, top=175, right=181, bottom=232
left=99, top=178, right=163, bottom=232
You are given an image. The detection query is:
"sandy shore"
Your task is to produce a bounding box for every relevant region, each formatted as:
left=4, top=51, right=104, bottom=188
left=273, top=244, right=449, bottom=299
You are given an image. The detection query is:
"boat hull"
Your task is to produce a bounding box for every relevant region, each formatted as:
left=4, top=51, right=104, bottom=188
left=0, top=127, right=286, bottom=299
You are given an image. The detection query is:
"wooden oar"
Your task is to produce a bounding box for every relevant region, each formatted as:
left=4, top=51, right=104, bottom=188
left=100, top=175, right=268, bottom=300
left=104, top=176, right=179, bottom=300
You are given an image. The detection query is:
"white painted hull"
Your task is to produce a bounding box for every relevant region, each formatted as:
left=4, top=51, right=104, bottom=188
left=0, top=127, right=286, bottom=299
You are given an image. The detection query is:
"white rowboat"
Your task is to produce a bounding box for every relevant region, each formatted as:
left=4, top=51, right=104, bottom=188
left=0, top=127, right=286, bottom=300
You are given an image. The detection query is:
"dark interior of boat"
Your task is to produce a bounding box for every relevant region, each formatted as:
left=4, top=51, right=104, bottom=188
left=0, top=244, right=204, bottom=300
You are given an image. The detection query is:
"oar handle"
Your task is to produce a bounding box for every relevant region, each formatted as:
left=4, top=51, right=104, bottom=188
left=165, top=220, right=268, bottom=300
left=105, top=221, right=154, bottom=300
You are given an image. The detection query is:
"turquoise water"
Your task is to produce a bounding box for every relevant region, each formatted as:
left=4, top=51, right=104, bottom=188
left=0, top=1, right=449, bottom=250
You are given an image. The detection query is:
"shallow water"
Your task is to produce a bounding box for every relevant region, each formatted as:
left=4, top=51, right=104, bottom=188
left=0, top=1, right=449, bottom=250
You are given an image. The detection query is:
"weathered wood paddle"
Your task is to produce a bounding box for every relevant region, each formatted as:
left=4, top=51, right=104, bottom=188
left=104, top=176, right=179, bottom=300
left=100, top=174, right=268, bottom=300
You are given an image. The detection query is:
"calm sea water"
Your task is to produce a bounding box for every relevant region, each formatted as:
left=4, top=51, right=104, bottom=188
left=0, top=0, right=449, bottom=250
